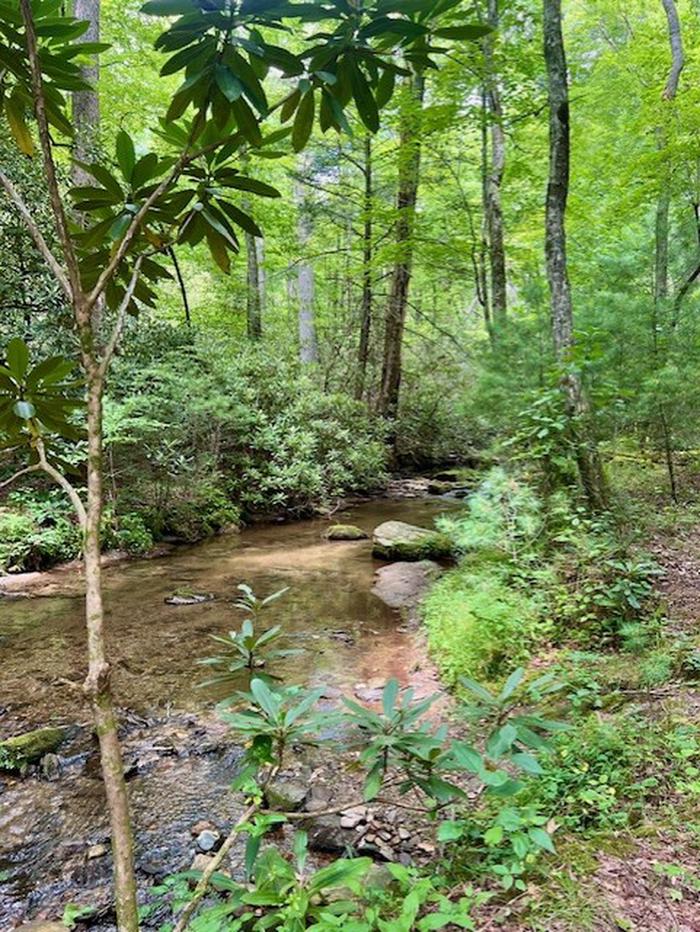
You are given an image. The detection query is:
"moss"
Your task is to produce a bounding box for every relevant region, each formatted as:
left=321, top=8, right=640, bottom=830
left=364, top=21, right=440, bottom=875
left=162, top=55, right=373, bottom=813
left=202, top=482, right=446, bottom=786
left=326, top=524, right=368, bottom=541
left=372, top=533, right=454, bottom=562
left=0, top=726, right=68, bottom=771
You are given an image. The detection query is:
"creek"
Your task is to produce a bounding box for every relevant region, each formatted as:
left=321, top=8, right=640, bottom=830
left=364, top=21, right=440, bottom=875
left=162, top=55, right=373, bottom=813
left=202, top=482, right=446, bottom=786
left=0, top=494, right=458, bottom=927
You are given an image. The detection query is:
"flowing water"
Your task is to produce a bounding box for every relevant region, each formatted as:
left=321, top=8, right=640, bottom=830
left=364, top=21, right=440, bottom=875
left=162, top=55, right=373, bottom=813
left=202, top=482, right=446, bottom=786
left=0, top=495, right=457, bottom=927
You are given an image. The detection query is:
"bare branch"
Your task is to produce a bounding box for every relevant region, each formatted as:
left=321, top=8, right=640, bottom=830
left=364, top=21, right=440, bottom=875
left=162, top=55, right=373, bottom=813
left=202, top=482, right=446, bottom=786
left=0, top=168, right=72, bottom=299
left=36, top=438, right=87, bottom=529
left=97, top=256, right=144, bottom=379
left=0, top=463, right=42, bottom=491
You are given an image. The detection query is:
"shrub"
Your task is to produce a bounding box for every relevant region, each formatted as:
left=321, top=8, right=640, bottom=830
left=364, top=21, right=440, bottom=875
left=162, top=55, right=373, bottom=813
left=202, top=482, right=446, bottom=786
left=0, top=491, right=82, bottom=572
left=423, top=564, right=548, bottom=685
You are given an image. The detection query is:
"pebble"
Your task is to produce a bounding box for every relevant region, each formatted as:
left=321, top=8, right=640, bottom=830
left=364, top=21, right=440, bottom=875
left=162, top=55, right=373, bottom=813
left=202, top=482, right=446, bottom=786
left=87, top=843, right=108, bottom=860
left=190, top=853, right=213, bottom=875
left=190, top=819, right=216, bottom=836
left=196, top=829, right=222, bottom=853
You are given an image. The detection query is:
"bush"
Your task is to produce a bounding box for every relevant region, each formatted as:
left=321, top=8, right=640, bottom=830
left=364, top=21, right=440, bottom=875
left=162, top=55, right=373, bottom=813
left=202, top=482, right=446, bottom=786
left=0, top=491, right=82, bottom=572
left=423, top=564, right=548, bottom=685
left=106, top=334, right=389, bottom=523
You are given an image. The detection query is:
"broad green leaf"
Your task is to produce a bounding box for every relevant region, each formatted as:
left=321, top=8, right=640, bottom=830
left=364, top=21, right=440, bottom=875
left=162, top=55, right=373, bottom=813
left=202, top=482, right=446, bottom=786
left=116, top=131, right=136, bottom=182
left=292, top=88, right=315, bottom=152
left=5, top=339, right=29, bottom=380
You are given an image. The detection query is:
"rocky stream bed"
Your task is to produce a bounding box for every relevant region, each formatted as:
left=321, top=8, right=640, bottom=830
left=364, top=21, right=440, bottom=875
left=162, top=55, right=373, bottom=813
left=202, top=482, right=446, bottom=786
left=0, top=485, right=467, bottom=929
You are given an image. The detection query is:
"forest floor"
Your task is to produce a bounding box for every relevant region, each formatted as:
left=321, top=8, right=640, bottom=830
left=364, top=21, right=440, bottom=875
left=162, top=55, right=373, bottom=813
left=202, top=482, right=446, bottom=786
left=509, top=516, right=700, bottom=932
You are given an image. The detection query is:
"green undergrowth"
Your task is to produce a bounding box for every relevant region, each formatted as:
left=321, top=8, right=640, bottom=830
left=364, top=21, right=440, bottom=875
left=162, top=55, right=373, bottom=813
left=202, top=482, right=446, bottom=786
left=418, top=465, right=700, bottom=927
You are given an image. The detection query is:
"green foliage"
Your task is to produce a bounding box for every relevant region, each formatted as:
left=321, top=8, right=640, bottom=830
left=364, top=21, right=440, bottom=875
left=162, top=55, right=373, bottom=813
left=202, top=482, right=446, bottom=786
left=199, top=584, right=298, bottom=688
left=0, top=490, right=82, bottom=571
left=423, top=564, right=548, bottom=685
left=0, top=338, right=82, bottom=443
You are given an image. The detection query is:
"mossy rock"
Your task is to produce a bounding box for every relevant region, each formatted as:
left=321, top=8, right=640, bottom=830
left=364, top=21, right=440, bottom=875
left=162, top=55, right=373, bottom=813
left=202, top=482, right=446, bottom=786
left=372, top=521, right=454, bottom=562
left=0, top=726, right=68, bottom=772
left=326, top=524, right=368, bottom=541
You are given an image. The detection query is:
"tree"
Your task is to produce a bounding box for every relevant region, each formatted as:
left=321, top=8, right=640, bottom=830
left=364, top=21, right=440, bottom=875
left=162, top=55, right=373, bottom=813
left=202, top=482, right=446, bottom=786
left=295, top=152, right=319, bottom=365
left=483, top=0, right=507, bottom=331
left=71, top=0, right=101, bottom=185
left=542, top=0, right=606, bottom=509
left=356, top=133, right=374, bottom=399
left=378, top=72, right=426, bottom=424
left=0, top=2, right=484, bottom=926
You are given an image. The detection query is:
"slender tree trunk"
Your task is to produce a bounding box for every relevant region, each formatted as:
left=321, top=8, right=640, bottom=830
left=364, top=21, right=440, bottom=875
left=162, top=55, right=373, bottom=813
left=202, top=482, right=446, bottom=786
left=654, top=0, right=684, bottom=502
left=83, top=362, right=139, bottom=930
left=479, top=86, right=493, bottom=341
left=245, top=230, right=263, bottom=340
left=71, top=0, right=100, bottom=186
left=168, top=246, right=191, bottom=327
left=484, top=0, right=507, bottom=329
left=378, top=73, right=425, bottom=422
left=356, top=133, right=373, bottom=399
left=295, top=156, right=319, bottom=365
left=19, top=5, right=139, bottom=926
left=543, top=0, right=607, bottom=510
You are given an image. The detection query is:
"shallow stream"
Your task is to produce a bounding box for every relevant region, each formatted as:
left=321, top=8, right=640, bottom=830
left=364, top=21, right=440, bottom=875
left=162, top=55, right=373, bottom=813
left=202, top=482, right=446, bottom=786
left=0, top=495, right=457, bottom=927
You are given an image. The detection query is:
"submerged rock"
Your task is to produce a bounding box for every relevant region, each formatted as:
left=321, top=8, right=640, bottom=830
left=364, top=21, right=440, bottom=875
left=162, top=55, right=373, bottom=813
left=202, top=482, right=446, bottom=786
left=372, top=521, right=453, bottom=562
left=0, top=727, right=68, bottom=772
left=372, top=561, right=441, bottom=611
left=326, top=524, right=368, bottom=541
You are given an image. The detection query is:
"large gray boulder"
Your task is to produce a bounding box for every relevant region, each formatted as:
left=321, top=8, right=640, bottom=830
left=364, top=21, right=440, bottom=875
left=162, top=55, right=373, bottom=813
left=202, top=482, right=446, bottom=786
left=372, top=521, right=453, bottom=562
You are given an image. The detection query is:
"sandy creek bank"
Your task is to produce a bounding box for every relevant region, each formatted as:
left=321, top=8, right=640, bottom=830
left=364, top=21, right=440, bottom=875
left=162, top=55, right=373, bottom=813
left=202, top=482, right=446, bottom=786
left=0, top=494, right=459, bottom=927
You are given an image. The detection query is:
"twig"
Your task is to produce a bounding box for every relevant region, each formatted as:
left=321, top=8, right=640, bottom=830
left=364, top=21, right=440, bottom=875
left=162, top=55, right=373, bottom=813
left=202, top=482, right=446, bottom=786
left=171, top=765, right=279, bottom=932
left=0, top=463, right=42, bottom=490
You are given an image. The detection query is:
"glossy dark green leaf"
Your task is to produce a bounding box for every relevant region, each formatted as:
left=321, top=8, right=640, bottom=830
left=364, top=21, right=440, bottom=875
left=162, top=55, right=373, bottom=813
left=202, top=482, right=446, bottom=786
left=115, top=130, right=136, bottom=182
left=292, top=88, right=314, bottom=151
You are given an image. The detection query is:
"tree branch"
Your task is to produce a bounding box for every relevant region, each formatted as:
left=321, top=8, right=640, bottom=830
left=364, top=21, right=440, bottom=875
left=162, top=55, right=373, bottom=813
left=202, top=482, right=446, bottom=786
left=0, top=463, right=42, bottom=491
left=97, top=256, right=144, bottom=379
left=0, top=169, right=72, bottom=300
left=36, top=438, right=87, bottom=530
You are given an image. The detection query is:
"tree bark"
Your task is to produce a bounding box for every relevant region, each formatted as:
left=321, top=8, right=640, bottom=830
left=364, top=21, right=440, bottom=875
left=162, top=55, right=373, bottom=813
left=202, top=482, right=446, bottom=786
left=378, top=73, right=425, bottom=422
left=543, top=0, right=607, bottom=510
left=245, top=230, right=263, bottom=340
left=83, top=363, right=139, bottom=930
left=483, top=0, right=507, bottom=330
left=72, top=0, right=100, bottom=186
left=295, top=154, right=318, bottom=365
left=356, top=133, right=373, bottom=399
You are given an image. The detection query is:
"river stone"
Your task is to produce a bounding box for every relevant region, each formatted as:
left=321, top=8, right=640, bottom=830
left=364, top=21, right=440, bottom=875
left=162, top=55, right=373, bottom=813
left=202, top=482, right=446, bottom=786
left=305, top=815, right=355, bottom=853
left=196, top=829, right=222, bottom=853
left=326, top=524, right=368, bottom=541
left=0, top=726, right=68, bottom=772
left=371, top=561, right=441, bottom=610
left=372, top=521, right=453, bottom=562
left=265, top=777, right=309, bottom=812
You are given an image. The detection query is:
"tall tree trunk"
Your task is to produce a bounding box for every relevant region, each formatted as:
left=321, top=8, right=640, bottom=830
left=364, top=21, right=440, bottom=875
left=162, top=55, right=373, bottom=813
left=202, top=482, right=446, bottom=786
left=479, top=86, right=493, bottom=341
left=245, top=230, right=263, bottom=340
left=295, top=154, right=319, bottom=365
left=653, top=0, right=684, bottom=503
left=356, top=133, right=373, bottom=399
left=483, top=0, right=507, bottom=330
left=378, top=73, right=425, bottom=422
left=543, top=0, right=607, bottom=510
left=71, top=0, right=100, bottom=186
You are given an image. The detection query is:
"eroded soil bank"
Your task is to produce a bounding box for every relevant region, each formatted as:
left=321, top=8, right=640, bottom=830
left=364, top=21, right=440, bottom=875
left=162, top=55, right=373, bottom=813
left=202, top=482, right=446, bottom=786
left=0, top=494, right=456, bottom=927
